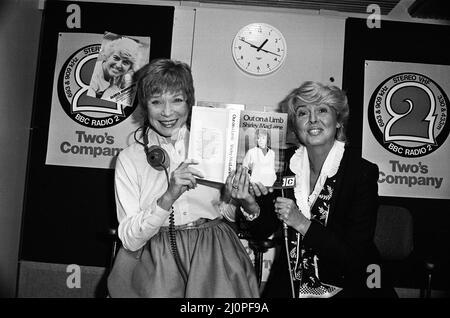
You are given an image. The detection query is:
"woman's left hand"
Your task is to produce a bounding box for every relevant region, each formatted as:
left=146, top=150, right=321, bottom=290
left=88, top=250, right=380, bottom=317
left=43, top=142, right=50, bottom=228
left=224, top=165, right=260, bottom=214
left=274, top=197, right=311, bottom=235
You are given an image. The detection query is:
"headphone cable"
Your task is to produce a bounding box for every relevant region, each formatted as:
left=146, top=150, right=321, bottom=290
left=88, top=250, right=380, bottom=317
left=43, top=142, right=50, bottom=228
left=139, top=125, right=188, bottom=284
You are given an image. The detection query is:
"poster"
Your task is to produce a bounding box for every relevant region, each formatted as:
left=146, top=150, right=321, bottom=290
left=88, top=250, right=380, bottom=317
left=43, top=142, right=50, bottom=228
left=363, top=60, right=450, bottom=199
left=87, top=32, right=149, bottom=106
left=46, top=32, right=150, bottom=169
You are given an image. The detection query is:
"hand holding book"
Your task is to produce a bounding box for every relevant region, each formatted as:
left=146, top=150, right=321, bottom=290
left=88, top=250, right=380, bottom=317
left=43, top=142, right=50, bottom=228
left=224, top=165, right=271, bottom=218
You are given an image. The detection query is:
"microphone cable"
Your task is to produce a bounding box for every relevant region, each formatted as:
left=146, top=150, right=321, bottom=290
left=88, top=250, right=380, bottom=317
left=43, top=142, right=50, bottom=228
left=281, top=188, right=296, bottom=298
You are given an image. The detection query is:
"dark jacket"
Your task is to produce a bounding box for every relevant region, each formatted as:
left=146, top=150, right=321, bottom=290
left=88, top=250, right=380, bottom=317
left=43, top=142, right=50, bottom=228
left=246, top=145, right=397, bottom=298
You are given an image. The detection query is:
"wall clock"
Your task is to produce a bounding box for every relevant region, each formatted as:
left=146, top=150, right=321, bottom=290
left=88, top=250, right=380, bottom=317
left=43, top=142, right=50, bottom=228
left=232, top=22, right=287, bottom=76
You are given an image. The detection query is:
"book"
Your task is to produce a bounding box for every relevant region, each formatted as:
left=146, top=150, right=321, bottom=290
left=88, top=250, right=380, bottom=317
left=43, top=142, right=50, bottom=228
left=188, top=106, right=288, bottom=186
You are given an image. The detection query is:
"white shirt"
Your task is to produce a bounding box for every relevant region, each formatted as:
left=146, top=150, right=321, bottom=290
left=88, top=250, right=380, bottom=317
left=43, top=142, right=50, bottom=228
left=242, top=147, right=277, bottom=186
left=115, top=126, right=236, bottom=251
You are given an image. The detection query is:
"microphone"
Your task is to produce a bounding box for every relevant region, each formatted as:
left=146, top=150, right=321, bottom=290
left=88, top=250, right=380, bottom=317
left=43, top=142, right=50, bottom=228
left=274, top=175, right=296, bottom=234
left=276, top=175, right=296, bottom=298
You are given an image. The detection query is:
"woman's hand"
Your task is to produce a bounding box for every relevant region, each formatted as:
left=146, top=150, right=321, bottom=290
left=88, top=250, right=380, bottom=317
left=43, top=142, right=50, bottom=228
left=223, top=166, right=259, bottom=214
left=249, top=181, right=272, bottom=197
left=158, top=159, right=204, bottom=210
left=274, top=197, right=311, bottom=235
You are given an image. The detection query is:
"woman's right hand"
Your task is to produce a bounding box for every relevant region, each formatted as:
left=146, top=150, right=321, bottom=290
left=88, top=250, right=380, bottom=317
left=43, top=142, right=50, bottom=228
left=157, top=159, right=204, bottom=210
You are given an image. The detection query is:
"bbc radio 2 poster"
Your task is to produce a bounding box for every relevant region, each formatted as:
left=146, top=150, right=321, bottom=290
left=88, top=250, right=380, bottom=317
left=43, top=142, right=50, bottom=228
left=363, top=60, right=450, bottom=199
left=46, top=32, right=150, bottom=169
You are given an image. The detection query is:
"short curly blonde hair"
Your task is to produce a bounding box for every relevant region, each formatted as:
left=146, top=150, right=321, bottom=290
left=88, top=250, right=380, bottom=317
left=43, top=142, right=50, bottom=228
left=101, top=37, right=141, bottom=72
left=280, top=81, right=349, bottom=142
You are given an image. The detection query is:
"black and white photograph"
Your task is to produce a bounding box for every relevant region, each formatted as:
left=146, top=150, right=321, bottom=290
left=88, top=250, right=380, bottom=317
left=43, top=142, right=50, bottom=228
left=2, top=0, right=450, bottom=309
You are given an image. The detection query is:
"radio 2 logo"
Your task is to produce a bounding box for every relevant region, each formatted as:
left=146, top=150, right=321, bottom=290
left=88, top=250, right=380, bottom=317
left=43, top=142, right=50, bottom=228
left=57, top=44, right=136, bottom=128
left=368, top=72, right=449, bottom=158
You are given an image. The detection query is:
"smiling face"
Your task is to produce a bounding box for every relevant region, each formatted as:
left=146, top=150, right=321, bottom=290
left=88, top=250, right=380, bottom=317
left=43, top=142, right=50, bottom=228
left=294, top=103, right=338, bottom=151
left=103, top=52, right=133, bottom=80
left=146, top=90, right=189, bottom=138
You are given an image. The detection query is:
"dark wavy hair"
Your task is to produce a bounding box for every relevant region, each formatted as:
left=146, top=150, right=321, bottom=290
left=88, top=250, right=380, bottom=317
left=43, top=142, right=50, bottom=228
left=135, top=58, right=195, bottom=128
left=254, top=128, right=271, bottom=149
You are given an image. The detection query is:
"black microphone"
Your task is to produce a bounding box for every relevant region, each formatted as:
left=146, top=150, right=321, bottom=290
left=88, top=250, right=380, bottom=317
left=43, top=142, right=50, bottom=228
left=276, top=175, right=296, bottom=298
left=272, top=176, right=296, bottom=234
left=277, top=176, right=296, bottom=236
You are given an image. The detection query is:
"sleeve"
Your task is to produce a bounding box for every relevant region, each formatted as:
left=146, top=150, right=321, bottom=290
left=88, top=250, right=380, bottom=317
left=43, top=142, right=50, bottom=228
left=216, top=200, right=238, bottom=222
left=114, top=152, right=170, bottom=252
left=302, top=161, right=380, bottom=280
left=243, top=190, right=282, bottom=240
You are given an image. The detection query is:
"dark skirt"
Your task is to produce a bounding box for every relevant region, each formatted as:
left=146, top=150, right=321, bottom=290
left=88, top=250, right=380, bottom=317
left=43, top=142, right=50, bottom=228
left=108, top=218, right=260, bottom=298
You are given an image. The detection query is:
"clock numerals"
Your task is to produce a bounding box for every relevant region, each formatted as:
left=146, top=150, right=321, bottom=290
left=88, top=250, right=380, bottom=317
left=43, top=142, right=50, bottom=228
left=232, top=23, right=287, bottom=76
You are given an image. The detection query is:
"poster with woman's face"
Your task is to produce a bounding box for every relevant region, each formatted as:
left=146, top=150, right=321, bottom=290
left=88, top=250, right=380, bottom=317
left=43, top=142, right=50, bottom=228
left=87, top=32, right=150, bottom=106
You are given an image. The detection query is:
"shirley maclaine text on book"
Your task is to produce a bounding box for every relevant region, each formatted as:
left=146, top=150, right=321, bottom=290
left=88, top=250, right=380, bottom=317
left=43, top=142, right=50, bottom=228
left=188, top=106, right=288, bottom=186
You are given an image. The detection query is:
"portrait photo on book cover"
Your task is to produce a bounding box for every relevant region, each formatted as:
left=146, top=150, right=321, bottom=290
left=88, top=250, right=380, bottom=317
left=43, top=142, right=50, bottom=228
left=237, top=110, right=288, bottom=187
left=241, top=127, right=278, bottom=187
left=87, top=32, right=150, bottom=106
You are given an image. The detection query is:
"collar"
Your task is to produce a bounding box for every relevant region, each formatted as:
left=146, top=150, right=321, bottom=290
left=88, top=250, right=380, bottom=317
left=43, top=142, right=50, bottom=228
left=289, top=140, right=345, bottom=219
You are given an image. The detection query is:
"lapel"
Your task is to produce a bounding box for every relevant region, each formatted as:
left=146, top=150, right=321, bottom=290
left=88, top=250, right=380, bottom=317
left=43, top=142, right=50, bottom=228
left=283, top=145, right=357, bottom=226
left=324, top=146, right=356, bottom=227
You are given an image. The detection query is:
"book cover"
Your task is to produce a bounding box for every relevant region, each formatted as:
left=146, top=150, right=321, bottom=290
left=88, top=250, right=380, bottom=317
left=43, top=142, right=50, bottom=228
left=238, top=110, right=288, bottom=187
left=188, top=106, right=288, bottom=186
left=86, top=31, right=150, bottom=107
left=188, top=106, right=241, bottom=184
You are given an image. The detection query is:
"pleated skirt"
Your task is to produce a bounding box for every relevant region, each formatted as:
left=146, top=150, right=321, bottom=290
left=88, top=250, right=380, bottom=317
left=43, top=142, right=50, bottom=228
left=108, top=218, right=260, bottom=298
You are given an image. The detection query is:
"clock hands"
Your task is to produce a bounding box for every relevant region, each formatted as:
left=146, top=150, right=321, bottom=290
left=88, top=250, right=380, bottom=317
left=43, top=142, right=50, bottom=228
left=238, top=37, right=259, bottom=49
left=238, top=37, right=281, bottom=57
left=260, top=47, right=281, bottom=57
left=256, top=39, right=268, bottom=52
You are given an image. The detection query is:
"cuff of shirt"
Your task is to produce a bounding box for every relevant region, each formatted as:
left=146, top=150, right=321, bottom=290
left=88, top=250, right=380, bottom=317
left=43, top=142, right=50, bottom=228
left=141, top=199, right=171, bottom=228
left=218, top=200, right=237, bottom=222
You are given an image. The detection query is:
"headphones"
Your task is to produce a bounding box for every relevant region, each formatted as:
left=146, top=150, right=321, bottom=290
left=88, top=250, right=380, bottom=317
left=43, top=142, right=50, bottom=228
left=140, top=126, right=187, bottom=283
left=142, top=126, right=170, bottom=171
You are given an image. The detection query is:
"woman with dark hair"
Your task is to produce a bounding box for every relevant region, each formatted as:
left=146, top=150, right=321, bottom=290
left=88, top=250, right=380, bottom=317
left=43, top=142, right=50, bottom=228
left=107, top=58, right=259, bottom=298
left=232, top=81, right=396, bottom=298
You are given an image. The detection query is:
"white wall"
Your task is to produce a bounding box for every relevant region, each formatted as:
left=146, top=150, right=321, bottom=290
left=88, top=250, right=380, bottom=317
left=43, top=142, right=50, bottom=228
left=171, top=6, right=345, bottom=112
left=0, top=0, right=42, bottom=297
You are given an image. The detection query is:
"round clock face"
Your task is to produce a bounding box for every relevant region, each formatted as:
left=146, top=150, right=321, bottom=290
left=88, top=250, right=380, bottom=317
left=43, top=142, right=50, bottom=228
left=232, top=23, right=287, bottom=76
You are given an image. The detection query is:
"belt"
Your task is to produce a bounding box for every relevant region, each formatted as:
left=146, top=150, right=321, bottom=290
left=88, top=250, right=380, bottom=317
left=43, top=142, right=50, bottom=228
left=159, top=217, right=221, bottom=232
